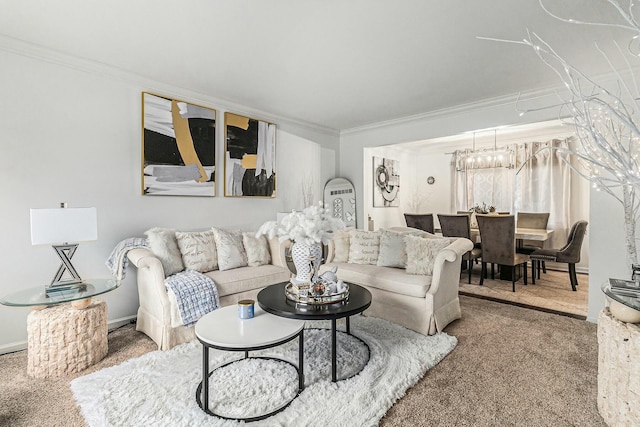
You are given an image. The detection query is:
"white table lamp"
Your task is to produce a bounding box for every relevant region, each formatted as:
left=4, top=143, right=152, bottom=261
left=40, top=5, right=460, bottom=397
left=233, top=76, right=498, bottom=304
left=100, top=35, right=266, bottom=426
left=30, top=203, right=97, bottom=295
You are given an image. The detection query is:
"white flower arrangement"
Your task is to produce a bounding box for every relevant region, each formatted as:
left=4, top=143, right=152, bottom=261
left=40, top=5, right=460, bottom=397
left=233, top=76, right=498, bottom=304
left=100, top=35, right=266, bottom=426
left=257, top=202, right=345, bottom=246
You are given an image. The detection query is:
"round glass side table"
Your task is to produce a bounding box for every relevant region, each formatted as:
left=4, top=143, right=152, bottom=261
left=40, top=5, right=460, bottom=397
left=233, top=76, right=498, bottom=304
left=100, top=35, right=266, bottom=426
left=0, top=279, right=119, bottom=310
left=602, top=281, right=640, bottom=323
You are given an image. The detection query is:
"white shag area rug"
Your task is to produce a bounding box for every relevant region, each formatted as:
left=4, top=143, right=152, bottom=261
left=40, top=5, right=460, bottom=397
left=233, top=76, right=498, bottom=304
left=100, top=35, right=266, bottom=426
left=71, top=316, right=457, bottom=427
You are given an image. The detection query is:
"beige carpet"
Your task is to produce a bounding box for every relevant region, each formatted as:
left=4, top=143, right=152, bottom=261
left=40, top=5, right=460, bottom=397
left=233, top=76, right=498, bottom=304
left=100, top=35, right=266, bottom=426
left=459, top=265, right=589, bottom=318
left=0, top=296, right=604, bottom=426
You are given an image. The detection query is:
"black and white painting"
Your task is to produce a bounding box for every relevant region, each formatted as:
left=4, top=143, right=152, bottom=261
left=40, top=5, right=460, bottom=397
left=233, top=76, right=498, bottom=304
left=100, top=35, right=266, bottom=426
left=142, top=92, right=216, bottom=196
left=373, top=156, right=400, bottom=207
left=224, top=112, right=276, bottom=197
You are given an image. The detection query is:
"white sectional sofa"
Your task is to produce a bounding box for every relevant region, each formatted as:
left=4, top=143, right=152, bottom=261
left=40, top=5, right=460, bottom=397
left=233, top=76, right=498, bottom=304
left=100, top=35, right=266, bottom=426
left=127, top=225, right=471, bottom=350
left=127, top=234, right=291, bottom=350
left=319, top=227, right=473, bottom=335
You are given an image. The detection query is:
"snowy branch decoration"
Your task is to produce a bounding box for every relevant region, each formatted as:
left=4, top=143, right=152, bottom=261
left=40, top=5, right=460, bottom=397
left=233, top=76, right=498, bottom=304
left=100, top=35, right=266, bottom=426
left=480, top=0, right=640, bottom=269
left=301, top=174, right=315, bottom=208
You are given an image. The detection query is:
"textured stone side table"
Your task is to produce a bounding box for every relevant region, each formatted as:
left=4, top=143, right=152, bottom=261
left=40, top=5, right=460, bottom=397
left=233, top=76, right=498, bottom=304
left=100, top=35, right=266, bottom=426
left=27, top=301, right=108, bottom=378
left=597, top=307, right=640, bottom=426
left=0, top=279, right=118, bottom=378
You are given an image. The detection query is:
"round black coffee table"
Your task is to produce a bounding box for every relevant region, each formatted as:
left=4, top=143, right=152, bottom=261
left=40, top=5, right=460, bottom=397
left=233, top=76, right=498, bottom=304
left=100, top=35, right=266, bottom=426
left=257, top=282, right=372, bottom=382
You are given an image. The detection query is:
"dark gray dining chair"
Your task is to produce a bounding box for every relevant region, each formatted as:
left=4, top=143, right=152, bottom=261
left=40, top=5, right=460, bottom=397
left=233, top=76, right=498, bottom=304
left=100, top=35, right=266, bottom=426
left=516, top=212, right=551, bottom=276
left=529, top=220, right=588, bottom=291
left=404, top=213, right=434, bottom=234
left=438, top=214, right=481, bottom=284
left=476, top=214, right=529, bottom=292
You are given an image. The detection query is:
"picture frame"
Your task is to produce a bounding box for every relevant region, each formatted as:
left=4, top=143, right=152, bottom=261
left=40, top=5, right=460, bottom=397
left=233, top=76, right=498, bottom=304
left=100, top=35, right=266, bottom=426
left=224, top=112, right=276, bottom=197
left=142, top=92, right=216, bottom=196
left=373, top=156, right=400, bottom=207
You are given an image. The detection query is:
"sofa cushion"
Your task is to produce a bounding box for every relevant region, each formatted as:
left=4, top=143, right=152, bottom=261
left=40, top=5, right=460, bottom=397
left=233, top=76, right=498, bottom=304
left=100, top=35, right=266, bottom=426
left=242, top=232, right=271, bottom=267
left=405, top=235, right=452, bottom=275
left=205, top=264, right=291, bottom=297
left=321, top=262, right=431, bottom=298
left=377, top=228, right=422, bottom=268
left=175, top=229, right=218, bottom=272
left=348, top=229, right=380, bottom=265
left=332, top=228, right=352, bottom=263
left=212, top=228, right=248, bottom=271
left=145, top=227, right=184, bottom=276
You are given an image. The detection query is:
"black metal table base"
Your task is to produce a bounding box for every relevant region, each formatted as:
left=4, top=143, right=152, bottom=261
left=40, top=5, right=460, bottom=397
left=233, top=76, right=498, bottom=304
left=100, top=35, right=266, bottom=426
left=196, top=329, right=304, bottom=421
left=311, top=317, right=371, bottom=382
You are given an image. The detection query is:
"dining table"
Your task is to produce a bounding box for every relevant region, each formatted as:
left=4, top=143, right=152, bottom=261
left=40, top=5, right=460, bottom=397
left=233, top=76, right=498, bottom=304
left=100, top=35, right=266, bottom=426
left=469, top=227, right=554, bottom=245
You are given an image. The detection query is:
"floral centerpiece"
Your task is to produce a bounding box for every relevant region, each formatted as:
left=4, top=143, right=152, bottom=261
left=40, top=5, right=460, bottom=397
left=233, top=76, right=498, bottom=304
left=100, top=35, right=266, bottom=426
left=472, top=202, right=495, bottom=214
left=257, top=202, right=346, bottom=298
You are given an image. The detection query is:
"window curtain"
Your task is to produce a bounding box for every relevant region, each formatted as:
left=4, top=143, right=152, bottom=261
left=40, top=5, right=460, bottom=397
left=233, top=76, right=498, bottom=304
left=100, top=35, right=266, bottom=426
left=451, top=147, right=516, bottom=213
left=514, top=138, right=573, bottom=248
left=452, top=137, right=573, bottom=248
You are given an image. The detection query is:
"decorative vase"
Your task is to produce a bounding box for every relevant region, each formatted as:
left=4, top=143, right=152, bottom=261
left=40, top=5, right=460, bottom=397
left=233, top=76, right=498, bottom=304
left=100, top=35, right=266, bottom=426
left=290, top=241, right=322, bottom=284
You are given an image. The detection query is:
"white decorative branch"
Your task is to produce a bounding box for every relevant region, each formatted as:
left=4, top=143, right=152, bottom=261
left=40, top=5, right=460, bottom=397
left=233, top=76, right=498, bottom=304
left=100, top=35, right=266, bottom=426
left=483, top=0, right=640, bottom=269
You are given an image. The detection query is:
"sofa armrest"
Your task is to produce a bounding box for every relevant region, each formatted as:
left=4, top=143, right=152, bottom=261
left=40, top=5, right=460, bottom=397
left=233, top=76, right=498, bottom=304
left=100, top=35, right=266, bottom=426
left=325, top=239, right=336, bottom=263
left=127, top=248, right=172, bottom=325
left=428, top=237, right=473, bottom=295
left=268, top=236, right=291, bottom=269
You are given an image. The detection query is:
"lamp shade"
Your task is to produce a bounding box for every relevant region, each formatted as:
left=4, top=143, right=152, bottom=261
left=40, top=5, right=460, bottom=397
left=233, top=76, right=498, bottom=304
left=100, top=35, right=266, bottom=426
left=30, top=207, right=98, bottom=245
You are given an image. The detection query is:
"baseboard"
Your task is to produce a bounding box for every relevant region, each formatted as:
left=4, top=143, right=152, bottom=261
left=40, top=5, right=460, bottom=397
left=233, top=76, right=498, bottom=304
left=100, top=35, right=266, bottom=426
left=544, top=262, right=588, bottom=275
left=107, top=315, right=138, bottom=332
left=0, top=315, right=138, bottom=355
left=0, top=341, right=28, bottom=355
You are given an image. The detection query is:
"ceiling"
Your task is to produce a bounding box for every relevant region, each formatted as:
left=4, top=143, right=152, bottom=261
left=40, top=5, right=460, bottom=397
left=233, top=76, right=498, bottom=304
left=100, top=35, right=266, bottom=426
left=0, top=0, right=635, bottom=132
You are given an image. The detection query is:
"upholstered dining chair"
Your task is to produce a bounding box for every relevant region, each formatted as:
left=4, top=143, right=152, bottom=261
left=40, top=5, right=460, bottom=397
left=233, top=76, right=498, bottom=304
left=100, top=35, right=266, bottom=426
left=404, top=213, right=435, bottom=234
left=476, top=214, right=529, bottom=292
left=438, top=214, right=482, bottom=284
left=516, top=212, right=551, bottom=277
left=529, top=220, right=588, bottom=291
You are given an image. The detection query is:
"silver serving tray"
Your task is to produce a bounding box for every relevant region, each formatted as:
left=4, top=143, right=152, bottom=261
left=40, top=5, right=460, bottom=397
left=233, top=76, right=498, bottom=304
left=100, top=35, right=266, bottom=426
left=285, top=282, right=349, bottom=305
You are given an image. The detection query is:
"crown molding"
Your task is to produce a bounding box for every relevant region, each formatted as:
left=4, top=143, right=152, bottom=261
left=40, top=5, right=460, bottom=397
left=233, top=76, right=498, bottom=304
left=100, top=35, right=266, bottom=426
left=0, top=33, right=340, bottom=139
left=339, top=87, right=562, bottom=136
left=340, top=66, right=640, bottom=136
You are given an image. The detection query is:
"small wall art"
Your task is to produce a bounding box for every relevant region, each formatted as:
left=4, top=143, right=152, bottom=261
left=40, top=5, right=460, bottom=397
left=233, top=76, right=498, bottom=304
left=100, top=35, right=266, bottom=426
left=142, top=92, right=216, bottom=196
left=224, top=112, right=276, bottom=197
left=373, top=156, right=400, bottom=207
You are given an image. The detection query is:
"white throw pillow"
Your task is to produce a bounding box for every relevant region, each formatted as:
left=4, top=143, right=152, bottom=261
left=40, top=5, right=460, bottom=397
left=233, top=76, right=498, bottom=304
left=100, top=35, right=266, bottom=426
left=405, top=235, right=453, bottom=275
left=376, top=228, right=421, bottom=268
left=242, top=232, right=271, bottom=267
left=175, top=229, right=218, bottom=273
left=144, top=227, right=184, bottom=276
left=332, top=228, right=352, bottom=263
left=212, top=228, right=248, bottom=271
left=347, top=229, right=381, bottom=265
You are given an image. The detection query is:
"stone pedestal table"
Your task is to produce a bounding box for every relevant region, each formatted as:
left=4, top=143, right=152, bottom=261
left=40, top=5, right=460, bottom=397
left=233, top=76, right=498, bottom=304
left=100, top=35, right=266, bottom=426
left=26, top=300, right=108, bottom=378
left=598, top=307, right=640, bottom=426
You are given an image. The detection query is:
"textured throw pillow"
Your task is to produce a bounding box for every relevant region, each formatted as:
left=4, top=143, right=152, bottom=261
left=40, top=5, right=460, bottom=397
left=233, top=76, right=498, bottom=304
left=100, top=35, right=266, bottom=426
left=212, top=228, right=248, bottom=271
left=332, top=228, right=352, bottom=263
left=144, top=227, right=184, bottom=276
left=376, top=228, right=421, bottom=268
left=242, top=232, right=271, bottom=267
left=175, top=229, right=218, bottom=273
left=405, top=235, right=452, bottom=275
left=347, top=229, right=381, bottom=265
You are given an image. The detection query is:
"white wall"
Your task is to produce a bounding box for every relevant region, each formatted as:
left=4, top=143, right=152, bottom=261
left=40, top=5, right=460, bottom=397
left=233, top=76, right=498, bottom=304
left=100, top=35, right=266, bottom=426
left=0, top=49, right=338, bottom=352
left=364, top=147, right=451, bottom=231
left=340, top=97, right=616, bottom=323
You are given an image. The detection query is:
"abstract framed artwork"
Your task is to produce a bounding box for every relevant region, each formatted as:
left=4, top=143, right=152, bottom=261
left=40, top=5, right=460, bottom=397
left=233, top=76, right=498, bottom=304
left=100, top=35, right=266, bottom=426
left=224, top=112, right=276, bottom=197
left=373, top=156, right=400, bottom=207
left=142, top=92, right=216, bottom=196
